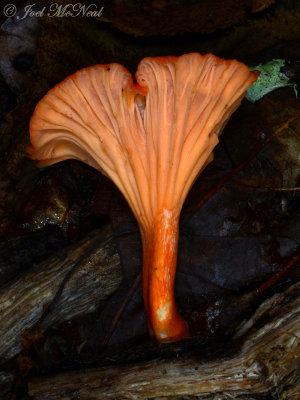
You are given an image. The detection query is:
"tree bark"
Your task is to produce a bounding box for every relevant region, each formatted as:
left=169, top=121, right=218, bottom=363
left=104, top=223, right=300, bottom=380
left=28, top=282, right=300, bottom=399
left=0, top=226, right=122, bottom=361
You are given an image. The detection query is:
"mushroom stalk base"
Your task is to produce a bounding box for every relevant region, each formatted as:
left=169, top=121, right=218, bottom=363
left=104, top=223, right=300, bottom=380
left=141, top=209, right=190, bottom=342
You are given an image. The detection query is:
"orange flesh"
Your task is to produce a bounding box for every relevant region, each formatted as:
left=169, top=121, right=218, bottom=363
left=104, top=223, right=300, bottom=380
left=28, top=53, right=259, bottom=342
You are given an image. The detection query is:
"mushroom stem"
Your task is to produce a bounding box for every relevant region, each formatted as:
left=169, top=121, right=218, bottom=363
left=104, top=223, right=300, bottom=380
left=28, top=53, right=259, bottom=343
left=141, top=209, right=190, bottom=342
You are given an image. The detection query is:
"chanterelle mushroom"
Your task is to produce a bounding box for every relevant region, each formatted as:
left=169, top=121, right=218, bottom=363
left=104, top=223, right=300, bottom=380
left=28, top=53, right=258, bottom=342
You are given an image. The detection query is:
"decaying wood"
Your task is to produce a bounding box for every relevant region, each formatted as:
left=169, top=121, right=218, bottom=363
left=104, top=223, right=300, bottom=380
left=0, top=371, right=14, bottom=386
left=29, top=282, right=300, bottom=399
left=0, top=226, right=122, bottom=361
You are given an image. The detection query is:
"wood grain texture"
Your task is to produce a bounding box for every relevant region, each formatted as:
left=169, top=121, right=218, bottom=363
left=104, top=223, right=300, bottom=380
left=28, top=282, right=300, bottom=399
left=0, top=226, right=122, bottom=361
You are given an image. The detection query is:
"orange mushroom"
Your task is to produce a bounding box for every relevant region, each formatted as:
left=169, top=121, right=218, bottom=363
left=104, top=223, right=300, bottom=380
left=28, top=53, right=258, bottom=342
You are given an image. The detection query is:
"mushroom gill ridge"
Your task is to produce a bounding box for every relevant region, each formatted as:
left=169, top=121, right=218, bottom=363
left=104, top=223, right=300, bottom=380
left=28, top=52, right=259, bottom=342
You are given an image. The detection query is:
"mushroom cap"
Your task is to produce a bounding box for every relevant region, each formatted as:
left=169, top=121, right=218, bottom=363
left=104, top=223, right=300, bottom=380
left=28, top=53, right=258, bottom=229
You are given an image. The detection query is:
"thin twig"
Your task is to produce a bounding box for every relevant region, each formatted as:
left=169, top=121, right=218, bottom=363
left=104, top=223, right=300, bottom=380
left=255, top=250, right=300, bottom=297
left=182, top=113, right=300, bottom=224
left=32, top=228, right=139, bottom=331
left=230, top=178, right=300, bottom=191
left=32, top=235, right=113, bottom=329
left=89, top=116, right=300, bottom=354
left=96, top=272, right=142, bottom=355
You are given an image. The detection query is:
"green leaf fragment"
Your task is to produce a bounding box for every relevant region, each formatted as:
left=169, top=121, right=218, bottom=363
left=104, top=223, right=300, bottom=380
left=246, top=59, right=297, bottom=103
